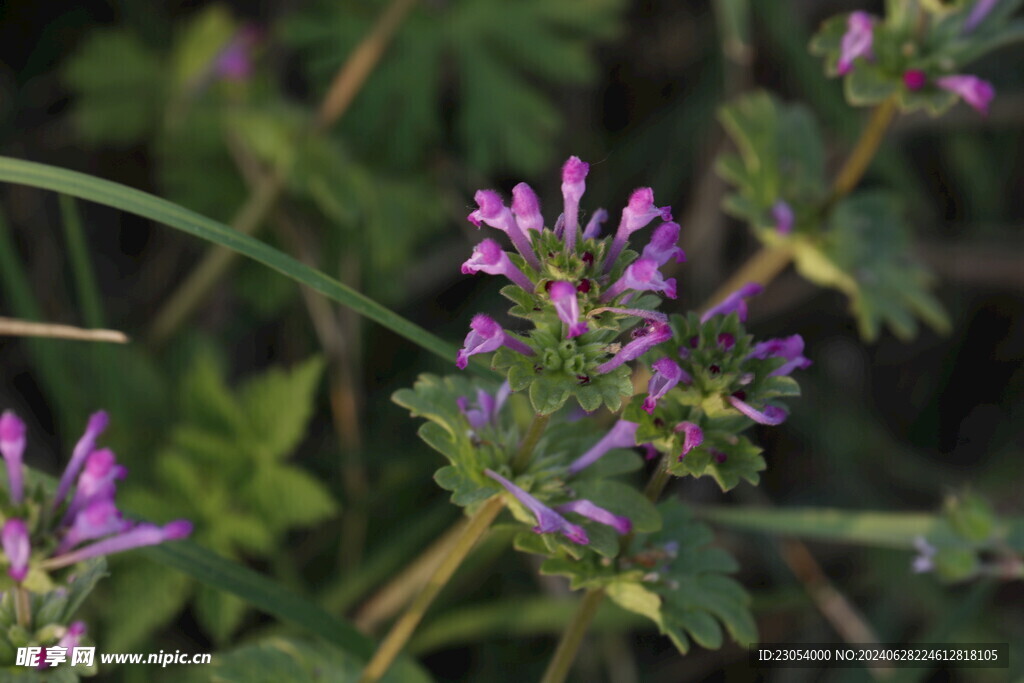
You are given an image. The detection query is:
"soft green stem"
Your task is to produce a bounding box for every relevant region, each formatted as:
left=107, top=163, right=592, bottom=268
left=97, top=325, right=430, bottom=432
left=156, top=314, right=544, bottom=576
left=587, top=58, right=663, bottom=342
left=539, top=587, right=606, bottom=683
left=541, top=453, right=675, bottom=683
left=512, top=413, right=551, bottom=473
left=14, top=587, right=30, bottom=629
left=58, top=194, right=105, bottom=329
left=358, top=496, right=504, bottom=683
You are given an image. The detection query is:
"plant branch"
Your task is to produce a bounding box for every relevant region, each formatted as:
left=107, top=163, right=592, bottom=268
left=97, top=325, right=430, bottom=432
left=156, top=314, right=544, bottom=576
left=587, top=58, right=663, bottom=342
left=146, top=0, right=418, bottom=346
left=539, top=587, right=607, bottom=683
left=358, top=496, right=504, bottom=683
left=513, top=413, right=551, bottom=473
left=0, top=317, right=128, bottom=344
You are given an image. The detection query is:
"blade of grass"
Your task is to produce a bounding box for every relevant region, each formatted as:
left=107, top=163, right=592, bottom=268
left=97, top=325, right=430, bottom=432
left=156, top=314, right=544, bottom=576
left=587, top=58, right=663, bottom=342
left=0, top=156, right=497, bottom=374
left=58, top=194, right=106, bottom=328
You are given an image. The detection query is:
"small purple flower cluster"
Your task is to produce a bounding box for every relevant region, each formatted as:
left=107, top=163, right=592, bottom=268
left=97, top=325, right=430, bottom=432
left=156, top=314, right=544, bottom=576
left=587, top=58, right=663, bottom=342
left=835, top=8, right=995, bottom=115
left=457, top=156, right=681, bottom=375
left=0, top=411, right=191, bottom=582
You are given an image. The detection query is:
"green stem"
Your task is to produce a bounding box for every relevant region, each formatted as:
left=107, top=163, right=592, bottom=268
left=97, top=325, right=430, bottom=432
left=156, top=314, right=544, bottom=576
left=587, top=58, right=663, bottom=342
left=539, top=587, right=606, bottom=683
left=512, top=413, right=551, bottom=473
left=540, top=453, right=675, bottom=683
left=14, top=587, right=30, bottom=629
left=358, top=496, right=504, bottom=683
left=58, top=194, right=106, bottom=329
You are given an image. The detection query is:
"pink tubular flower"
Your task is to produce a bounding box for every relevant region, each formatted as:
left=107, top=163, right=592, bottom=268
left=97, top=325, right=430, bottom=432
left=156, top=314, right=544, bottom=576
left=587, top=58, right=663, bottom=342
left=601, top=259, right=677, bottom=302
left=557, top=500, right=632, bottom=535
left=903, top=69, right=928, bottom=91
left=511, top=183, right=544, bottom=235
left=457, top=383, right=511, bottom=432
left=0, top=411, right=27, bottom=504
left=963, top=0, right=1000, bottom=33
left=54, top=411, right=109, bottom=508
left=837, top=11, right=874, bottom=76
left=456, top=314, right=533, bottom=370
left=642, top=358, right=690, bottom=414
left=912, top=536, right=936, bottom=573
left=58, top=621, right=87, bottom=650
left=65, top=449, right=127, bottom=521
left=674, top=422, right=704, bottom=460
left=561, top=156, right=590, bottom=252
left=462, top=238, right=535, bottom=291
left=567, top=420, right=640, bottom=474
left=595, top=321, right=672, bottom=374
left=214, top=26, right=260, bottom=81
left=937, top=75, right=995, bottom=116
left=772, top=201, right=794, bottom=235
left=748, top=335, right=813, bottom=377
left=56, top=499, right=131, bottom=554
left=484, top=469, right=588, bottom=544
left=641, top=222, right=686, bottom=266
left=45, top=520, right=192, bottom=570
left=700, top=282, right=763, bottom=323
left=582, top=208, right=608, bottom=240
left=605, top=188, right=672, bottom=271
left=468, top=190, right=540, bottom=270
left=2, top=518, right=30, bottom=582
left=728, top=395, right=788, bottom=425
left=549, top=281, right=588, bottom=339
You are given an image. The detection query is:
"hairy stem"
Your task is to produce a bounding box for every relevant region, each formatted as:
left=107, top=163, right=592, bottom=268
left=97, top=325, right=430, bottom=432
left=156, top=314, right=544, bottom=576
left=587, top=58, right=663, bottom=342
left=146, top=0, right=418, bottom=346
left=14, top=587, right=30, bottom=629
left=512, top=413, right=551, bottom=473
left=539, top=587, right=607, bottom=683
left=358, top=496, right=504, bottom=683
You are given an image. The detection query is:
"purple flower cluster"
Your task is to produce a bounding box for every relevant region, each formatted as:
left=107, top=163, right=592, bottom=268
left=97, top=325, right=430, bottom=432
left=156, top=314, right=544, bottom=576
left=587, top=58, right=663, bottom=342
left=834, top=9, right=996, bottom=116
left=0, top=411, right=192, bottom=582
left=458, top=156, right=680, bottom=373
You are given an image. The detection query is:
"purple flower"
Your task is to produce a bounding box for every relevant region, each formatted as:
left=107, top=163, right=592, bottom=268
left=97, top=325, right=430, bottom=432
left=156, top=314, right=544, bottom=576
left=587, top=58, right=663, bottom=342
left=54, top=411, right=109, bottom=509
left=468, top=190, right=540, bottom=270
left=46, top=520, right=192, bottom=570
left=58, top=621, right=87, bottom=650
left=560, top=156, right=590, bottom=253
left=214, top=26, right=260, bottom=81
left=456, top=314, right=534, bottom=370
left=700, top=283, right=763, bottom=323
left=903, top=69, right=928, bottom=91
left=674, top=422, right=704, bottom=460
left=484, top=469, right=588, bottom=544
left=0, top=411, right=27, bottom=504
left=963, top=0, right=1000, bottom=33
left=457, top=383, right=511, bottom=432
left=511, top=183, right=544, bottom=234
left=642, top=443, right=659, bottom=461
left=549, top=281, right=588, bottom=339
left=601, top=259, right=677, bottom=302
left=728, top=395, right=788, bottom=425
left=912, top=536, right=936, bottom=573
left=582, top=208, right=608, bottom=240
left=937, top=75, right=995, bottom=116
left=56, top=500, right=131, bottom=555
left=65, top=449, right=127, bottom=521
left=2, top=518, right=30, bottom=582
left=605, top=188, right=672, bottom=271
left=462, top=238, right=535, bottom=291
left=568, top=420, right=640, bottom=474
left=748, top=335, right=812, bottom=376
left=641, top=222, right=686, bottom=266
left=642, top=358, right=689, bottom=414
left=837, top=12, right=874, bottom=76
left=557, top=500, right=632, bottom=534
left=772, top=201, right=794, bottom=235
left=595, top=321, right=673, bottom=374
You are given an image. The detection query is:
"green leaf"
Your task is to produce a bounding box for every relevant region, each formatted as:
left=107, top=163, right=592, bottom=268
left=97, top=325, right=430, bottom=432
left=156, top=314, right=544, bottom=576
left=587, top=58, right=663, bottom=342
left=0, top=155, right=472, bottom=368
left=195, top=582, right=249, bottom=645
left=238, top=356, right=325, bottom=459
left=669, top=433, right=765, bottom=492
left=793, top=191, right=950, bottom=341
left=696, top=505, right=1024, bottom=553
left=284, top=0, right=625, bottom=174
left=243, top=464, right=339, bottom=530
left=570, top=479, right=661, bottom=533
left=102, top=560, right=193, bottom=651
left=169, top=5, right=238, bottom=92
left=63, top=30, right=164, bottom=145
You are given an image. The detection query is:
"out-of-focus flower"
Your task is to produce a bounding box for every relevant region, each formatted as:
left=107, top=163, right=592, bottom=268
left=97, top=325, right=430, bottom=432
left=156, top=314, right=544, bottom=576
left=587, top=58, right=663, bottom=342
left=937, top=75, right=995, bottom=116
left=837, top=12, right=874, bottom=75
